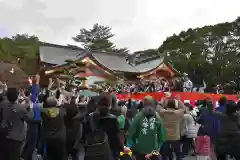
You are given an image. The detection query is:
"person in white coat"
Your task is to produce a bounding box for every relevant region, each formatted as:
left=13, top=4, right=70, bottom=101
left=183, top=105, right=200, bottom=156
left=182, top=103, right=200, bottom=155
left=183, top=77, right=193, bottom=92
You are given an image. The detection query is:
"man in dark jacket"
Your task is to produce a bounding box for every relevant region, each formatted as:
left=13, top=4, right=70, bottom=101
left=0, top=88, right=33, bottom=160
left=198, top=101, right=220, bottom=144
left=215, top=96, right=227, bottom=113
left=65, top=96, right=81, bottom=160
left=215, top=101, right=240, bottom=160
left=83, top=93, right=123, bottom=160
left=41, top=97, right=67, bottom=160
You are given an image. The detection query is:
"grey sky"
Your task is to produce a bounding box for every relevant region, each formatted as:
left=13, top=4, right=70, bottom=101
left=0, top=0, right=239, bottom=52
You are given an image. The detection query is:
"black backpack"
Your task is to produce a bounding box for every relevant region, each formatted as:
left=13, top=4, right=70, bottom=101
left=0, top=104, right=14, bottom=138
left=84, top=113, right=113, bottom=160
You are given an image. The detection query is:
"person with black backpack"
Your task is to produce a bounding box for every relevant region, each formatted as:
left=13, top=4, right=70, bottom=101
left=83, top=92, right=123, bottom=160
left=0, top=87, right=33, bottom=160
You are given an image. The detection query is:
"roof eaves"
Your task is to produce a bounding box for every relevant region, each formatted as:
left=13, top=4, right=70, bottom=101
left=85, top=54, right=116, bottom=74
left=42, top=53, right=88, bottom=71
left=165, top=62, right=182, bottom=75
left=132, top=57, right=164, bottom=73
left=86, top=52, right=136, bottom=72
left=40, top=42, right=85, bottom=51
left=134, top=55, right=162, bottom=65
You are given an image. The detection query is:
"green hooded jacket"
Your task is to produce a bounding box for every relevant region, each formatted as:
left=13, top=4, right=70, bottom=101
left=126, top=111, right=166, bottom=154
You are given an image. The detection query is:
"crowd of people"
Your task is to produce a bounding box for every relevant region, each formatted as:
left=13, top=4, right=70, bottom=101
left=100, top=74, right=240, bottom=95
left=100, top=76, right=205, bottom=94
left=0, top=74, right=240, bottom=160
left=115, top=78, right=170, bottom=93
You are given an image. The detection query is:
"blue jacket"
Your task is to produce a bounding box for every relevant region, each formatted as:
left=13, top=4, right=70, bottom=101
left=31, top=84, right=41, bottom=121
left=216, top=105, right=225, bottom=113
left=198, top=112, right=220, bottom=143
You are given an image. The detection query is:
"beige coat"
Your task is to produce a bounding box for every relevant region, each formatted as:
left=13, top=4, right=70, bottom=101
left=160, top=108, right=184, bottom=140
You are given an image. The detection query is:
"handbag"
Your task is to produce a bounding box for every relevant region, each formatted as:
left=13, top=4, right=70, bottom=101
left=195, top=136, right=210, bottom=156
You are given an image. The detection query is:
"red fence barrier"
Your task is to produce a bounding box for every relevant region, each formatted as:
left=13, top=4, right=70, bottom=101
left=116, top=92, right=238, bottom=104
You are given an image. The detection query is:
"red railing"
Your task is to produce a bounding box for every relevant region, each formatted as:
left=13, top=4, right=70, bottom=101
left=116, top=92, right=238, bottom=106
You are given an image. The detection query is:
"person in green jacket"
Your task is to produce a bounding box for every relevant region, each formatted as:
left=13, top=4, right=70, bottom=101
left=117, top=105, right=127, bottom=129
left=117, top=105, right=128, bottom=146
left=126, top=96, right=166, bottom=160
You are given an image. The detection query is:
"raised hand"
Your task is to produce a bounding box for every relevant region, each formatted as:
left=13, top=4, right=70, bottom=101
left=28, top=77, right=32, bottom=85
left=35, top=74, right=40, bottom=84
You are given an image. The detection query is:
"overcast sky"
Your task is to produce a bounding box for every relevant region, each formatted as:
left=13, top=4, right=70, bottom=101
left=0, top=0, right=239, bottom=52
